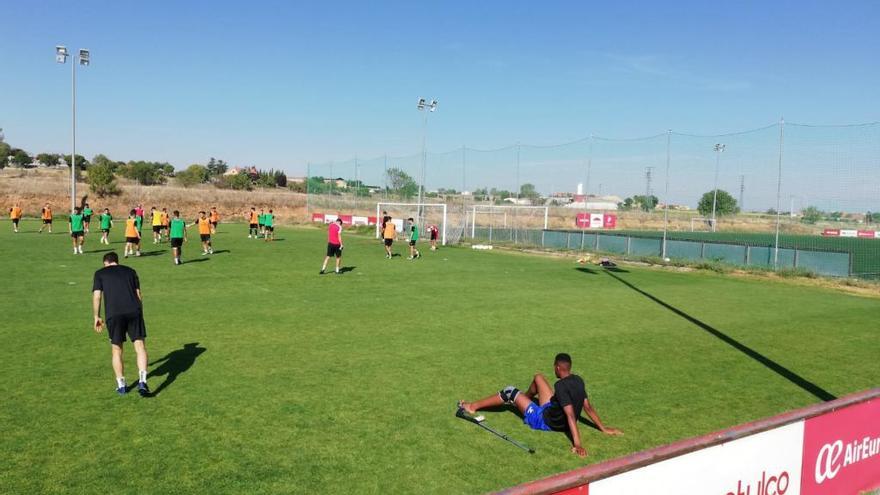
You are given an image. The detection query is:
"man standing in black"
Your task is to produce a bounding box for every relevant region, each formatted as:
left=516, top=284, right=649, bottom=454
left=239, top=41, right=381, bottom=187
left=459, top=353, right=622, bottom=457
left=92, top=252, right=150, bottom=396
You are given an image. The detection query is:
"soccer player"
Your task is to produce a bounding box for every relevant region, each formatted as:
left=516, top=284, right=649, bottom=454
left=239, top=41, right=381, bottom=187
left=258, top=208, right=266, bottom=238
left=124, top=210, right=141, bottom=258
left=190, top=211, right=213, bottom=255
left=407, top=217, right=421, bottom=260
left=382, top=215, right=396, bottom=258
left=321, top=218, right=343, bottom=275
left=379, top=210, right=388, bottom=243
left=169, top=210, right=187, bottom=265
left=82, top=203, right=93, bottom=233
left=99, top=208, right=113, bottom=245
left=428, top=224, right=439, bottom=250
left=247, top=207, right=259, bottom=238
left=92, top=251, right=150, bottom=396
left=69, top=207, right=86, bottom=254
left=150, top=207, right=163, bottom=244
left=161, top=208, right=170, bottom=241
left=38, top=203, right=53, bottom=233
left=264, top=209, right=275, bottom=242
left=458, top=353, right=622, bottom=458
left=9, top=203, right=23, bottom=233
left=134, top=211, right=144, bottom=253
left=209, top=207, right=220, bottom=234
left=134, top=204, right=144, bottom=225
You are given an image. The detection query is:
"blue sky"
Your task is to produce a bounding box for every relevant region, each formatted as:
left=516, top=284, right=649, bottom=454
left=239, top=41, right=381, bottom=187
left=1, top=0, right=878, bottom=184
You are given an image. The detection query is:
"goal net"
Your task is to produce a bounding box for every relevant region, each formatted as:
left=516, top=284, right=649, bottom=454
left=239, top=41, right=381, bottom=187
left=376, top=202, right=448, bottom=245
left=469, top=205, right=549, bottom=245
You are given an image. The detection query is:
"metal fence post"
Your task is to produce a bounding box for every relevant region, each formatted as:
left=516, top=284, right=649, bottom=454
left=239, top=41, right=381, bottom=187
left=773, top=118, right=785, bottom=269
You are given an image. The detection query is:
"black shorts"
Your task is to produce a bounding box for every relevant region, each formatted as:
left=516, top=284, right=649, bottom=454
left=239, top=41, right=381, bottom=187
left=71, top=231, right=84, bottom=238
left=249, top=224, right=258, bottom=229
left=12, top=218, right=19, bottom=225
left=409, top=240, right=417, bottom=246
left=326, top=243, right=342, bottom=258
left=43, top=219, right=52, bottom=224
left=384, top=238, right=393, bottom=247
left=210, top=221, right=218, bottom=227
left=266, top=226, right=274, bottom=232
left=126, top=236, right=139, bottom=244
left=83, top=215, right=91, bottom=222
left=200, top=234, right=211, bottom=242
left=106, top=311, right=147, bottom=345
left=101, top=228, right=110, bottom=233
left=430, top=233, right=438, bottom=240
left=153, top=226, right=162, bottom=233
left=170, top=238, right=183, bottom=248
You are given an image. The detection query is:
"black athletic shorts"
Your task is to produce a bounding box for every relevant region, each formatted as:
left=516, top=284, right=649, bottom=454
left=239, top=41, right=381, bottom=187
left=101, top=228, right=110, bottom=233
left=266, top=226, right=274, bottom=232
left=12, top=219, right=19, bottom=225
left=210, top=221, right=218, bottom=227
left=409, top=240, right=416, bottom=246
left=106, top=310, right=147, bottom=345
left=43, top=219, right=52, bottom=224
left=170, top=238, right=183, bottom=248
left=326, top=243, right=342, bottom=258
left=152, top=225, right=161, bottom=233
left=384, top=238, right=393, bottom=247
left=126, top=236, right=139, bottom=244
left=249, top=223, right=258, bottom=229
left=83, top=215, right=91, bottom=222
left=430, top=232, right=438, bottom=240
left=71, top=231, right=84, bottom=238
left=200, top=234, right=211, bottom=242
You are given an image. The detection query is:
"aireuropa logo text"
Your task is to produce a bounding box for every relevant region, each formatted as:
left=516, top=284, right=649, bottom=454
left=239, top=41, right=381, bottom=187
left=814, top=435, right=880, bottom=483
left=724, top=470, right=790, bottom=495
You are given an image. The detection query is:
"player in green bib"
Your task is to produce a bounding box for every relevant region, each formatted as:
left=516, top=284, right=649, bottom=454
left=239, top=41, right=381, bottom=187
left=99, top=209, right=113, bottom=245
left=168, top=210, right=187, bottom=265
left=263, top=209, right=275, bottom=242
left=82, top=203, right=94, bottom=233
left=407, top=217, right=421, bottom=260
left=69, top=207, right=86, bottom=254
left=258, top=208, right=266, bottom=238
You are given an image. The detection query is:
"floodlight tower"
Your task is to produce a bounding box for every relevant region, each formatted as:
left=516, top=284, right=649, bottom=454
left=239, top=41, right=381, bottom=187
left=55, top=45, right=90, bottom=212
left=711, top=143, right=725, bottom=232
left=416, top=97, right=438, bottom=221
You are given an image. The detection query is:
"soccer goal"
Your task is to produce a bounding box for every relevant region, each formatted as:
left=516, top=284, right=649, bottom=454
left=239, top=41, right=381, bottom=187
left=690, top=216, right=715, bottom=232
left=469, top=205, right=549, bottom=244
left=376, top=202, right=448, bottom=245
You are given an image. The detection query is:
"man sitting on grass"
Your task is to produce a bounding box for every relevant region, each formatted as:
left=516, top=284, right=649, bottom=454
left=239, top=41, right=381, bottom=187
left=458, top=353, right=622, bottom=457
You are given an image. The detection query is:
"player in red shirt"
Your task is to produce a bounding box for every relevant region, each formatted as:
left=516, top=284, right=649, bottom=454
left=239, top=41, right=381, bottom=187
left=428, top=224, right=439, bottom=250
left=320, top=218, right=344, bottom=275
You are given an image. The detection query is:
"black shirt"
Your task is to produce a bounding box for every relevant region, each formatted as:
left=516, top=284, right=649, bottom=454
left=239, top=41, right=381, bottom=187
left=542, top=374, right=588, bottom=431
left=92, top=264, right=142, bottom=318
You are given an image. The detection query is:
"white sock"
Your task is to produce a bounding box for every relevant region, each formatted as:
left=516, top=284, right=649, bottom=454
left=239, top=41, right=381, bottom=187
left=116, top=376, right=126, bottom=388
left=138, top=370, right=147, bottom=384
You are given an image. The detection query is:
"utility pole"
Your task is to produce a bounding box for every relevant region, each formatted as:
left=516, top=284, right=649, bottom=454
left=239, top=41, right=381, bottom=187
left=644, top=166, right=654, bottom=211
left=739, top=175, right=745, bottom=212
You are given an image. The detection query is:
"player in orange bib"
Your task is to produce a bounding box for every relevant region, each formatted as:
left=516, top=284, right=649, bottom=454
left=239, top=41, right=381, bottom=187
left=124, top=209, right=142, bottom=257
left=39, top=203, right=53, bottom=233
left=209, top=207, right=220, bottom=234
left=9, top=203, right=23, bottom=233
left=247, top=207, right=259, bottom=238
left=161, top=208, right=170, bottom=242
left=189, top=211, right=214, bottom=255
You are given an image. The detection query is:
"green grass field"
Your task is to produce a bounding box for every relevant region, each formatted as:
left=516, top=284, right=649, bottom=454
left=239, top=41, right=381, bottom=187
left=1, top=220, right=878, bottom=494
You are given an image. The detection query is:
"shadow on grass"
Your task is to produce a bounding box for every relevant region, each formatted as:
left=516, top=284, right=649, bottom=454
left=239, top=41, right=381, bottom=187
left=575, top=267, right=598, bottom=275
left=212, top=249, right=231, bottom=255
left=603, top=270, right=837, bottom=402
left=146, top=342, right=207, bottom=397
left=339, top=266, right=356, bottom=273
left=183, top=258, right=210, bottom=264
left=138, top=250, right=166, bottom=257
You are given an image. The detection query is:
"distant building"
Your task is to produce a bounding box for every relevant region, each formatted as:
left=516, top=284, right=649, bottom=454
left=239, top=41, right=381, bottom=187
left=224, top=166, right=259, bottom=177
left=323, top=177, right=348, bottom=188
left=565, top=195, right=621, bottom=211
left=288, top=176, right=306, bottom=184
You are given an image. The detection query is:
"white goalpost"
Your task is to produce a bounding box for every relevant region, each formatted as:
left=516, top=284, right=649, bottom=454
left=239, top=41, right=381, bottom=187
left=376, top=202, right=448, bottom=246
left=470, top=205, right=549, bottom=238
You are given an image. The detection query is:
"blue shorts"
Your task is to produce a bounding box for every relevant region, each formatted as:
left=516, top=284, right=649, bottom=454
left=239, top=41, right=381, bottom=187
left=523, top=402, right=553, bottom=431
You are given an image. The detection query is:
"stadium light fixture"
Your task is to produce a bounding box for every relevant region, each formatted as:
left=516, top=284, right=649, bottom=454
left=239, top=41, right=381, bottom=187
left=55, top=44, right=90, bottom=212
left=711, top=143, right=726, bottom=232
left=416, top=97, right=439, bottom=222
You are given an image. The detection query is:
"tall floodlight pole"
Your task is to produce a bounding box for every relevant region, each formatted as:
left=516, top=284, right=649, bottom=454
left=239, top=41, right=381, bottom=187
left=56, top=46, right=90, bottom=213
left=711, top=143, right=725, bottom=232
left=416, top=98, right=438, bottom=222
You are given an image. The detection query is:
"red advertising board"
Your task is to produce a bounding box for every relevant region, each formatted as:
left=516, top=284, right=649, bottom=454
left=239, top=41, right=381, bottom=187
left=800, top=398, right=880, bottom=495
left=857, top=230, right=876, bottom=238
left=338, top=214, right=353, bottom=225
left=603, top=214, right=617, bottom=229
left=575, top=213, right=617, bottom=229
left=312, top=213, right=325, bottom=222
